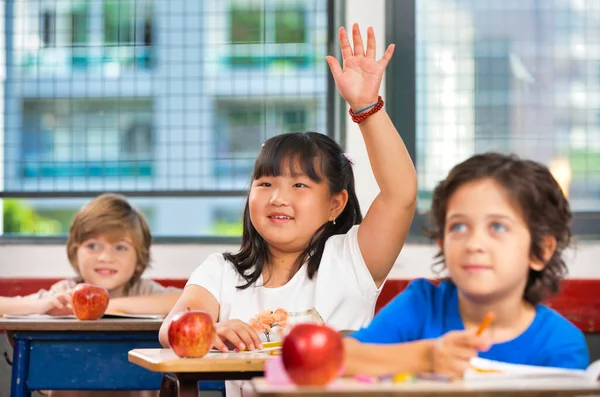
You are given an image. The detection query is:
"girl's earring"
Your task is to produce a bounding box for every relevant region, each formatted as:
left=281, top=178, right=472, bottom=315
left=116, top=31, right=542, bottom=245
left=332, top=218, right=336, bottom=225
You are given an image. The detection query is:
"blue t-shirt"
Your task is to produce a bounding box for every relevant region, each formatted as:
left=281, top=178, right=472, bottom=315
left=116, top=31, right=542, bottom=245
left=351, top=279, right=589, bottom=369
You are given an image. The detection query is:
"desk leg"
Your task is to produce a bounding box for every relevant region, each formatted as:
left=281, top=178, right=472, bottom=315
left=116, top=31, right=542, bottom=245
left=10, top=337, right=31, bottom=397
left=159, top=373, right=197, bottom=397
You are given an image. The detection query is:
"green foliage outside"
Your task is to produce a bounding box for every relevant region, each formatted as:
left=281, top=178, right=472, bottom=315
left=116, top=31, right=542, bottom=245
left=211, top=220, right=243, bottom=237
left=3, top=199, right=62, bottom=235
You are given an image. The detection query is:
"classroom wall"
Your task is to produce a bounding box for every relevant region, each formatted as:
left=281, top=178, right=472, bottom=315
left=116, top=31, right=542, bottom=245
left=2, top=240, right=600, bottom=280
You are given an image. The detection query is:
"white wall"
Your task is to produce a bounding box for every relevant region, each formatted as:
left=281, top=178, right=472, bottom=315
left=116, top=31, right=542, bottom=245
left=1, top=0, right=599, bottom=281
left=1, top=240, right=599, bottom=279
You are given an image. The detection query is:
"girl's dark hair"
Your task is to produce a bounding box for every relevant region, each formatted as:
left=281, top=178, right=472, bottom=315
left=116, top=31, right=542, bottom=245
left=224, top=132, right=362, bottom=289
left=428, top=152, right=572, bottom=305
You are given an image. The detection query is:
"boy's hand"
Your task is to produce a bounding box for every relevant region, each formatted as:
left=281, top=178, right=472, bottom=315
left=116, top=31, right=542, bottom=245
left=432, top=329, right=491, bottom=380
left=43, top=290, right=74, bottom=316
left=213, top=319, right=263, bottom=353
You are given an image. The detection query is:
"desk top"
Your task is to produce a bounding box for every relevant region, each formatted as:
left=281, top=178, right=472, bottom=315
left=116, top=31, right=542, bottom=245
left=0, top=317, right=163, bottom=331
left=129, top=348, right=269, bottom=373
left=251, top=377, right=600, bottom=397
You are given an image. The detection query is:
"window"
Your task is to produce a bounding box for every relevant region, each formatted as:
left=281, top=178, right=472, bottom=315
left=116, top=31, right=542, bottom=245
left=4, top=0, right=333, bottom=238
left=103, top=0, right=154, bottom=69
left=227, top=1, right=313, bottom=68
left=214, top=102, right=314, bottom=180
left=387, top=0, right=600, bottom=238
left=71, top=2, right=88, bottom=46
left=104, top=0, right=153, bottom=46
left=40, top=10, right=56, bottom=47
left=19, top=0, right=152, bottom=74
left=21, top=99, right=154, bottom=178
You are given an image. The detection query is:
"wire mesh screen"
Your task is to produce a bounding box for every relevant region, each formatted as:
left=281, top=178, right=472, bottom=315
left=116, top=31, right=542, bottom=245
left=415, top=0, right=600, bottom=211
left=1, top=0, right=331, bottom=236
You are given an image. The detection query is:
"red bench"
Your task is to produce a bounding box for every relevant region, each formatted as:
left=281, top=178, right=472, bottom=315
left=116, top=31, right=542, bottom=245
left=1, top=278, right=598, bottom=332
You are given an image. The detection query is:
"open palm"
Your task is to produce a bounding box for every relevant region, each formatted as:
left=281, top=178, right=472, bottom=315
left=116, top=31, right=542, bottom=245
left=326, top=24, right=395, bottom=111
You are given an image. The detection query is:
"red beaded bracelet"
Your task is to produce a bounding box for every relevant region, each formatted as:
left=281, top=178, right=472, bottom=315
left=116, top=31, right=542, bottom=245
left=349, top=96, right=384, bottom=124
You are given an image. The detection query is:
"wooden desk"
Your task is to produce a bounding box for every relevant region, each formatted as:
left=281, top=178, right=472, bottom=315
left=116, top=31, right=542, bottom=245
left=251, top=377, right=600, bottom=397
left=0, top=318, right=223, bottom=397
left=129, top=348, right=269, bottom=397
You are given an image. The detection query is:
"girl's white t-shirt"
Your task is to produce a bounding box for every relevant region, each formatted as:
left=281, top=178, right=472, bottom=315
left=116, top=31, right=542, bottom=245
left=186, top=225, right=384, bottom=397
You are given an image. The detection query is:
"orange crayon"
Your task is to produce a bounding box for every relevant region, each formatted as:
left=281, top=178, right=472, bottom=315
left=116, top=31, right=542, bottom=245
left=476, top=312, right=494, bottom=336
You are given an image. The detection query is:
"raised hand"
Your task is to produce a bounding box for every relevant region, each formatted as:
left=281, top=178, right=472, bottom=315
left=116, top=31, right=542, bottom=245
left=325, top=23, right=395, bottom=111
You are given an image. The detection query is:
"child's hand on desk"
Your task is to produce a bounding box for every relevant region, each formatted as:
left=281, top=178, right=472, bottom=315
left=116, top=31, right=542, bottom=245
left=432, top=329, right=491, bottom=380
left=213, top=319, right=263, bottom=352
left=43, top=290, right=74, bottom=316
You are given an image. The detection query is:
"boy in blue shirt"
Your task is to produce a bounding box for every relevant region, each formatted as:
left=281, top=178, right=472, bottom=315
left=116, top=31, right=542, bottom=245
left=346, top=153, right=589, bottom=379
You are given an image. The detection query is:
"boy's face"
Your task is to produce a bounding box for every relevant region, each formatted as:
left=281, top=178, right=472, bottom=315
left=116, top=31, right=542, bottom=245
left=75, top=233, right=139, bottom=297
left=441, top=178, right=543, bottom=303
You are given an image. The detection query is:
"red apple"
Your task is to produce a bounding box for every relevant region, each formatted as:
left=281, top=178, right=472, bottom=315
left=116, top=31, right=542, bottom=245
left=282, top=323, right=344, bottom=386
left=71, top=283, right=109, bottom=320
left=168, top=310, right=216, bottom=358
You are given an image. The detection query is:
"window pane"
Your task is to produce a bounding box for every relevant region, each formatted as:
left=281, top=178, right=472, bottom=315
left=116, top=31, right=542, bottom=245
left=230, top=7, right=262, bottom=44
left=71, top=3, right=87, bottom=46
left=4, top=0, right=330, bottom=237
left=104, top=0, right=133, bottom=44
left=2, top=197, right=246, bottom=237
left=275, top=9, right=306, bottom=43
left=416, top=0, right=600, bottom=211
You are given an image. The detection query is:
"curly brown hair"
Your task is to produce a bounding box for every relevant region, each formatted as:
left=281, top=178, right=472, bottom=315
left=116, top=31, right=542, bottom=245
left=66, top=193, right=152, bottom=288
left=428, top=152, right=572, bottom=305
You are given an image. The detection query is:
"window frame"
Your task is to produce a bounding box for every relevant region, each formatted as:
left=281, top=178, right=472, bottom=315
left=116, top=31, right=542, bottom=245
left=385, top=0, right=600, bottom=241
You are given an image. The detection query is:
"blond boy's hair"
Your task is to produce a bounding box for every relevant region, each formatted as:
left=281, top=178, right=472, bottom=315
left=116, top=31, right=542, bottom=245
left=66, top=193, right=152, bottom=287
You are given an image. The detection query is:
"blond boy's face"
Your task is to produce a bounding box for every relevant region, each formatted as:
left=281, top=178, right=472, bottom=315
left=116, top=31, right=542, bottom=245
left=75, top=233, right=139, bottom=297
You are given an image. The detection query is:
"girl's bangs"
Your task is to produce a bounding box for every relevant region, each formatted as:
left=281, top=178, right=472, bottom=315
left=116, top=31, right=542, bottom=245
left=253, top=136, right=323, bottom=182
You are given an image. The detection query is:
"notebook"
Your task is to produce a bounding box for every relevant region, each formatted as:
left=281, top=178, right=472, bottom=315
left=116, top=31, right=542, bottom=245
left=466, top=357, right=600, bottom=384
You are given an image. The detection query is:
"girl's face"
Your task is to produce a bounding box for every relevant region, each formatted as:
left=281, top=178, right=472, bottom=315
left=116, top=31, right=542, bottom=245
left=75, top=233, right=139, bottom=297
left=441, top=178, right=545, bottom=303
left=248, top=159, right=347, bottom=258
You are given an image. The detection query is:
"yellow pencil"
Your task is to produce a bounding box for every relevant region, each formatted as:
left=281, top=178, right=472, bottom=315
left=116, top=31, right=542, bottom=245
left=262, top=341, right=282, bottom=349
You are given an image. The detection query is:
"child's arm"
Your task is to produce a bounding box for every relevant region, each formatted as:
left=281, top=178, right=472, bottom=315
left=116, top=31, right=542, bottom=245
left=0, top=292, right=73, bottom=316
left=326, top=24, right=417, bottom=287
left=159, top=285, right=262, bottom=352
left=344, top=330, right=491, bottom=379
left=344, top=337, right=434, bottom=376
left=0, top=297, right=48, bottom=316
left=106, top=293, right=182, bottom=316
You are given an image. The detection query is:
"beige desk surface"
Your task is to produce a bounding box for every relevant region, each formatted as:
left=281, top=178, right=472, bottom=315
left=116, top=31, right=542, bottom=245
left=251, top=376, right=600, bottom=397
left=128, top=348, right=270, bottom=373
left=0, top=317, right=163, bottom=331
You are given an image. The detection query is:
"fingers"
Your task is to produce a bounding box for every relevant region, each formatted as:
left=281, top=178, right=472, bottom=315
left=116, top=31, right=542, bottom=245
left=217, top=326, right=245, bottom=351
left=438, top=358, right=471, bottom=380
left=377, top=44, right=395, bottom=69
left=338, top=27, right=353, bottom=60
left=442, top=344, right=479, bottom=362
left=453, top=329, right=491, bottom=351
left=433, top=330, right=493, bottom=380
left=365, top=26, right=376, bottom=59
left=325, top=56, right=343, bottom=80
left=55, top=292, right=73, bottom=308
left=351, top=23, right=365, bottom=57
left=245, top=326, right=264, bottom=351
left=212, top=335, right=229, bottom=353
left=216, top=320, right=264, bottom=352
